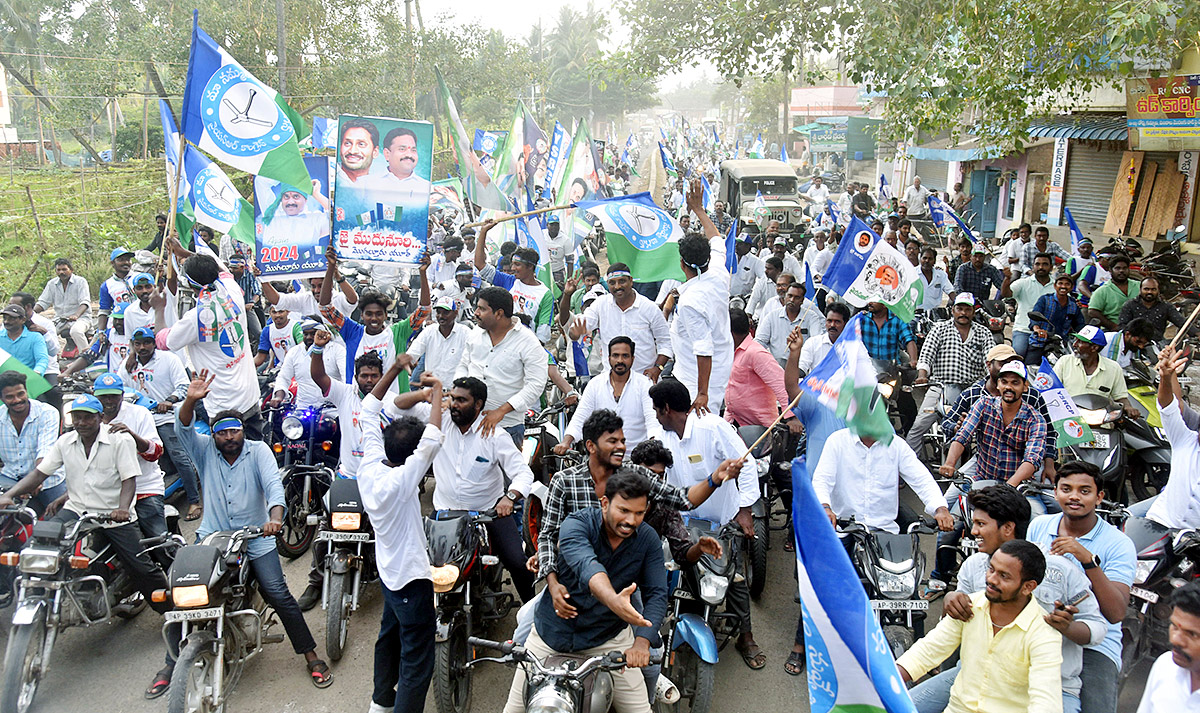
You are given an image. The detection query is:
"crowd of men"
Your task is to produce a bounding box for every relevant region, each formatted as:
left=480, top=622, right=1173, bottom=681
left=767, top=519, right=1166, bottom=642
left=0, top=151, right=1195, bottom=713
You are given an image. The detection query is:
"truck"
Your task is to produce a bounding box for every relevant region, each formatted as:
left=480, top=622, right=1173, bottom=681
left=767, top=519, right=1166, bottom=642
left=718, top=159, right=807, bottom=236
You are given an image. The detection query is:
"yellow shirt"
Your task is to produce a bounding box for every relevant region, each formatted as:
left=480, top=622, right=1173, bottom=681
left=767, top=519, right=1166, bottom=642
left=1053, top=354, right=1128, bottom=402
left=896, top=591, right=1063, bottom=713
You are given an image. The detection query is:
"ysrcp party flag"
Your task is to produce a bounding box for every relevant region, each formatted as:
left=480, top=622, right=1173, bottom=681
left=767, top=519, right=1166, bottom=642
left=544, top=121, right=571, bottom=195
left=491, top=102, right=526, bottom=202
left=311, top=117, right=338, bottom=151
left=430, top=178, right=467, bottom=217
left=799, top=312, right=896, bottom=443
left=791, top=459, right=918, bottom=713
left=472, top=129, right=503, bottom=156
left=182, top=144, right=255, bottom=246
left=0, top=347, right=51, bottom=398
left=436, top=67, right=507, bottom=211
left=158, top=100, right=195, bottom=240
left=556, top=119, right=606, bottom=249
left=823, top=216, right=923, bottom=322
left=658, top=142, right=677, bottom=177
left=521, top=106, right=550, bottom=199
left=1032, top=358, right=1095, bottom=447
left=180, top=12, right=310, bottom=193
left=574, top=192, right=685, bottom=283
left=253, top=155, right=330, bottom=279
left=1065, top=207, right=1086, bottom=254
left=332, top=115, right=433, bottom=266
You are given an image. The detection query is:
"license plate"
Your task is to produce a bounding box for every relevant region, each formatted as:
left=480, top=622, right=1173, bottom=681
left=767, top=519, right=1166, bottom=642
left=316, top=531, right=371, bottom=542
left=673, top=588, right=695, bottom=601
left=1179, top=377, right=1193, bottom=385
left=870, top=600, right=929, bottom=611
left=1078, top=433, right=1110, bottom=449
left=165, top=607, right=223, bottom=622
left=1131, top=586, right=1159, bottom=603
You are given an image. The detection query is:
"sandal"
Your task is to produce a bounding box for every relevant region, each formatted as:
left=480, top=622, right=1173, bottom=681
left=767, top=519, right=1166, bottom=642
left=185, top=505, right=203, bottom=522
left=784, top=650, right=804, bottom=676
left=736, top=641, right=767, bottom=670
left=921, top=580, right=947, bottom=601
left=145, top=666, right=172, bottom=699
left=308, top=659, right=334, bottom=688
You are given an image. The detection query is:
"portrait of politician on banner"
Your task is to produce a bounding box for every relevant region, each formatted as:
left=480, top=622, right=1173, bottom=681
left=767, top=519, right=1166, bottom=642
left=253, top=154, right=331, bottom=279
left=332, top=114, right=433, bottom=265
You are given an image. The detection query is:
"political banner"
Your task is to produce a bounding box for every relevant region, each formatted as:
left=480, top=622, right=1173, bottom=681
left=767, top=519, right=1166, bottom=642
left=544, top=121, right=571, bottom=197
left=522, top=106, right=550, bottom=199
left=332, top=114, right=433, bottom=266
left=822, top=216, right=923, bottom=321
left=311, top=117, right=338, bottom=151
left=253, top=155, right=331, bottom=279
left=430, top=177, right=467, bottom=218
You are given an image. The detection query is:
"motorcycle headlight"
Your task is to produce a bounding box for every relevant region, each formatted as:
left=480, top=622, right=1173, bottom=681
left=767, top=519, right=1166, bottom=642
left=331, top=512, right=361, bottom=531
left=699, top=574, right=729, bottom=605
left=172, top=584, right=210, bottom=608
left=1135, top=559, right=1154, bottom=585
left=1078, top=408, right=1107, bottom=427
left=430, top=564, right=460, bottom=593
left=874, top=567, right=917, bottom=597
left=17, top=549, right=60, bottom=575
left=527, top=688, right=574, bottom=713
left=281, top=416, right=304, bottom=440
left=877, top=381, right=895, bottom=399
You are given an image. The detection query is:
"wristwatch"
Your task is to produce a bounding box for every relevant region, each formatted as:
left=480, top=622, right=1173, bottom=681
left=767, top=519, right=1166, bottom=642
left=505, top=490, right=522, bottom=503
left=1081, top=554, right=1101, bottom=571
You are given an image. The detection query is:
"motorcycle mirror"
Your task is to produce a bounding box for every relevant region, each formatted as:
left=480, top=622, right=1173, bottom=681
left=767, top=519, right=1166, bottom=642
left=1028, top=311, right=1047, bottom=322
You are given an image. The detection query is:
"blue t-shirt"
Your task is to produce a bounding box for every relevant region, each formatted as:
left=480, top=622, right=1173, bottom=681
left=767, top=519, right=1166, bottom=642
left=1026, top=513, right=1136, bottom=669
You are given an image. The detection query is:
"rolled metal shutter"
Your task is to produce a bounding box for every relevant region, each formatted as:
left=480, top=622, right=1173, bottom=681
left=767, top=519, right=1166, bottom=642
left=913, top=159, right=949, bottom=191
left=1062, top=145, right=1124, bottom=230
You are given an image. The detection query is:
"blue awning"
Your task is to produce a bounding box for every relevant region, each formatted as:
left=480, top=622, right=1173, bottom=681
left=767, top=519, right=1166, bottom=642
left=1028, top=116, right=1128, bottom=142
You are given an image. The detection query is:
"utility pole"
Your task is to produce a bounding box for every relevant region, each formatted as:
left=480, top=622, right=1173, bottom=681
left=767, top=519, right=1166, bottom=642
left=275, top=0, right=287, bottom=97
left=404, top=0, right=412, bottom=31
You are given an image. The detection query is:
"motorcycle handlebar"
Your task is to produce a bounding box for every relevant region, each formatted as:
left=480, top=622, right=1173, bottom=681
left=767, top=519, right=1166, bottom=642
left=468, top=636, right=515, bottom=654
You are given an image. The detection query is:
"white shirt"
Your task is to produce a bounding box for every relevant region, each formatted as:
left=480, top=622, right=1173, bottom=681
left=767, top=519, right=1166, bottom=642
left=918, top=267, right=954, bottom=311
left=903, top=185, right=931, bottom=216
left=580, top=293, right=673, bottom=374
left=29, top=313, right=59, bottom=376
left=124, top=301, right=154, bottom=338
left=730, top=252, right=765, bottom=296
left=812, top=429, right=948, bottom=533
left=804, top=184, right=830, bottom=207
left=797, top=332, right=835, bottom=375
left=1137, top=651, right=1200, bottom=713
left=432, top=412, right=533, bottom=511
left=376, top=171, right=432, bottom=205
left=661, top=412, right=757, bottom=526
left=261, top=318, right=302, bottom=365
left=545, top=229, right=574, bottom=273
left=327, top=380, right=404, bottom=478
left=274, top=289, right=355, bottom=319
left=108, top=402, right=165, bottom=496
left=120, top=351, right=190, bottom=426
left=260, top=211, right=328, bottom=251
left=802, top=243, right=834, bottom=279
left=671, top=234, right=733, bottom=407
left=564, top=371, right=662, bottom=449
left=357, top=394, right=441, bottom=592
left=755, top=302, right=825, bottom=364
left=777, top=252, right=803, bottom=280
left=407, top=322, right=471, bottom=386
left=455, top=326, right=547, bottom=429
left=1006, top=237, right=1028, bottom=265
left=1148, top=398, right=1200, bottom=530
left=166, top=276, right=258, bottom=413
left=39, top=426, right=141, bottom=526
left=275, top=343, right=344, bottom=409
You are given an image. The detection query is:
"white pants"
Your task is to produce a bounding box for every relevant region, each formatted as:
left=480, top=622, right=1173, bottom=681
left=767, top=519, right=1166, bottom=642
left=503, top=624, right=651, bottom=713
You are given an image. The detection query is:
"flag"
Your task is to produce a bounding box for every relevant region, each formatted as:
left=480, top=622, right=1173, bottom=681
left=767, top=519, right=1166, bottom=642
left=927, top=194, right=950, bottom=229
left=826, top=198, right=841, bottom=226
left=781, top=144, right=790, bottom=164
left=472, top=129, right=503, bottom=156
left=492, top=102, right=527, bottom=201
left=700, top=175, right=714, bottom=213
left=1064, top=207, right=1085, bottom=254
left=570, top=338, right=590, bottom=378
left=158, top=100, right=195, bottom=240
left=943, top=203, right=979, bottom=243
left=791, top=457, right=919, bottom=713
left=879, top=174, right=890, bottom=202
left=0, top=347, right=52, bottom=398
left=724, top=220, right=739, bottom=273
left=436, top=67, right=508, bottom=211
left=620, top=148, right=632, bottom=166
left=822, top=216, right=923, bottom=322
left=1031, top=358, right=1095, bottom=448
left=712, top=124, right=720, bottom=146
left=430, top=177, right=467, bottom=215
left=800, top=312, right=897, bottom=442
left=658, top=142, right=677, bottom=176
left=544, top=121, right=572, bottom=194
left=573, top=192, right=685, bottom=282
left=750, top=133, right=764, bottom=158
left=734, top=138, right=741, bottom=158
left=180, top=12, right=311, bottom=192
left=182, top=146, right=256, bottom=246
left=804, top=261, right=816, bottom=297
left=311, top=117, right=338, bottom=151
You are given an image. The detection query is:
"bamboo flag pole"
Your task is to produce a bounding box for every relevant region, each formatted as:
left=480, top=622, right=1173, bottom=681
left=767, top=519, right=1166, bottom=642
left=741, top=389, right=804, bottom=460
left=461, top=202, right=571, bottom=229
left=1169, top=301, right=1200, bottom=349
left=156, top=131, right=189, bottom=279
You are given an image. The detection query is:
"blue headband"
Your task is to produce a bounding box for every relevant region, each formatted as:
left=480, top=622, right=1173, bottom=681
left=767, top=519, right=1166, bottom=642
left=212, top=417, right=244, bottom=433
left=607, top=270, right=631, bottom=278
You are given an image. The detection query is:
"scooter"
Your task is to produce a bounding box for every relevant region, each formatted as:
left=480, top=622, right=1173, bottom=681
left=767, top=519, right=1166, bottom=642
left=1063, top=394, right=1128, bottom=502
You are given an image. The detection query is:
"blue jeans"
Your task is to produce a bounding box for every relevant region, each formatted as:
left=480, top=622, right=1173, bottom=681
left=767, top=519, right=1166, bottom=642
left=910, top=663, right=1080, bottom=713
left=1080, top=648, right=1118, bottom=713
left=1012, top=330, right=1031, bottom=357
left=373, top=578, right=435, bottom=712
left=504, top=424, right=525, bottom=449
left=157, top=423, right=201, bottom=504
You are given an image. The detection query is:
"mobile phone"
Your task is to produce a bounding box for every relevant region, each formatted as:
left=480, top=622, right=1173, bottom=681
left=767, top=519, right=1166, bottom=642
left=1061, top=590, right=1090, bottom=608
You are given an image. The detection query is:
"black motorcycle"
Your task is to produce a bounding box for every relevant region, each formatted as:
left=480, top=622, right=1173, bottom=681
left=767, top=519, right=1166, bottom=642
left=1065, top=394, right=1129, bottom=502
left=317, top=478, right=376, bottom=662
left=426, top=509, right=517, bottom=713
left=270, top=403, right=339, bottom=558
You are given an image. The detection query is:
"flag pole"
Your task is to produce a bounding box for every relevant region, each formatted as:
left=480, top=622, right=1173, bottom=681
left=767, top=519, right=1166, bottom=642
left=1169, top=302, right=1200, bottom=349
left=461, top=203, right=571, bottom=229
left=157, top=131, right=188, bottom=278
left=741, top=390, right=804, bottom=460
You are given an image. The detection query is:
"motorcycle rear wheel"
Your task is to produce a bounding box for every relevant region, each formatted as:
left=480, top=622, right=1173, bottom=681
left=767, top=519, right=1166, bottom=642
left=326, top=571, right=352, bottom=662
left=433, top=622, right=472, bottom=713
left=1129, top=459, right=1170, bottom=503
left=167, top=630, right=224, bottom=713
left=748, top=517, right=769, bottom=600
left=0, top=608, right=48, bottom=713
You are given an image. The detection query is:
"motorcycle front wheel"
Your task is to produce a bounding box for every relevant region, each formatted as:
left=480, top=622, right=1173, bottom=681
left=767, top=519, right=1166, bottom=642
left=277, top=468, right=317, bottom=559
left=326, top=570, right=352, bottom=661
left=677, top=646, right=715, bottom=713
left=167, top=630, right=224, bottom=713
left=748, top=517, right=769, bottom=600
left=0, top=607, right=48, bottom=713
left=433, top=622, right=472, bottom=713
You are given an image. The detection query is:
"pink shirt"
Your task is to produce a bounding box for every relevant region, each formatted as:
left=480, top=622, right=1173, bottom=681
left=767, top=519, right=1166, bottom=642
left=725, top=336, right=793, bottom=428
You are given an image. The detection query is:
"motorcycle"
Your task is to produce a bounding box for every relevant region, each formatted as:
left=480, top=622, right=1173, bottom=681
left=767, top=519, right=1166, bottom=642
left=914, top=383, right=963, bottom=467
left=520, top=401, right=577, bottom=552
left=1064, top=394, right=1129, bottom=502
left=659, top=516, right=742, bottom=713
left=872, top=358, right=910, bottom=435
left=426, top=509, right=517, bottom=713
left=910, top=307, right=949, bottom=352
left=976, top=298, right=1013, bottom=346
left=269, top=403, right=339, bottom=559
left=1025, top=310, right=1067, bottom=365
left=159, top=527, right=284, bottom=713
left=838, top=516, right=936, bottom=657
left=467, top=636, right=661, bottom=713
left=317, top=478, right=376, bottom=662
left=0, top=507, right=36, bottom=610
left=1122, top=360, right=1174, bottom=502
left=1, top=514, right=174, bottom=713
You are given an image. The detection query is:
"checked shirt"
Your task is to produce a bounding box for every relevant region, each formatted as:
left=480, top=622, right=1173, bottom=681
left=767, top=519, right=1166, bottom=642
left=951, top=396, right=1048, bottom=482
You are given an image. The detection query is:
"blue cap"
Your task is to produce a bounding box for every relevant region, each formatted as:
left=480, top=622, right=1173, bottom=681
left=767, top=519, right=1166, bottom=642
left=299, top=318, right=320, bottom=332
left=69, top=394, right=103, bottom=413
left=109, top=247, right=134, bottom=262
left=130, top=272, right=155, bottom=287
left=92, top=372, right=124, bottom=396
left=1071, top=324, right=1108, bottom=348
left=111, top=302, right=129, bottom=317
left=131, top=326, right=155, bottom=341
left=547, top=214, right=560, bottom=224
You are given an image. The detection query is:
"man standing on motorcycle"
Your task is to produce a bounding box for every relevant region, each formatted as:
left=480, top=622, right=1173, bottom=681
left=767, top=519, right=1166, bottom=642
left=503, top=468, right=667, bottom=713
left=1086, top=253, right=1139, bottom=331
left=34, top=257, right=91, bottom=356
left=1002, top=253, right=1055, bottom=359
left=910, top=484, right=1107, bottom=713
left=648, top=379, right=766, bottom=670
left=147, top=370, right=333, bottom=697
left=1054, top=326, right=1141, bottom=420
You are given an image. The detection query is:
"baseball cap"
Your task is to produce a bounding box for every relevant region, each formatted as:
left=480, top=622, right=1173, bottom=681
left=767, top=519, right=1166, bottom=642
left=433, top=296, right=459, bottom=312
left=985, top=344, right=1018, bottom=362
left=92, top=372, right=124, bottom=396
left=112, top=302, right=129, bottom=318
left=109, top=247, right=134, bottom=262
left=130, top=272, right=155, bottom=287
left=131, top=326, right=155, bottom=341
left=0, top=304, right=24, bottom=319
left=997, top=361, right=1028, bottom=381
left=546, top=214, right=560, bottom=224
left=971, top=244, right=988, bottom=254
left=69, top=394, right=103, bottom=413
left=953, top=293, right=976, bottom=307
left=582, top=285, right=607, bottom=306
left=1071, top=324, right=1108, bottom=347
left=298, top=319, right=321, bottom=332
left=773, top=236, right=788, bottom=246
